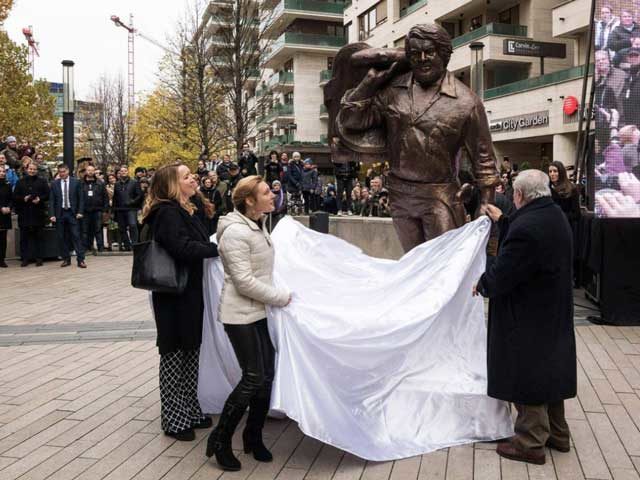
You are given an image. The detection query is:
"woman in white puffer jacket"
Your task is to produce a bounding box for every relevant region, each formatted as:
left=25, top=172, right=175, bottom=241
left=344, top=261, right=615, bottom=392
left=206, top=175, right=291, bottom=472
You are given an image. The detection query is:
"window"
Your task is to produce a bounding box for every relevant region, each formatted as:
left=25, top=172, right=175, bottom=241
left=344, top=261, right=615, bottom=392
left=284, top=59, right=293, bottom=72
left=284, top=92, right=294, bottom=105
left=399, top=0, right=424, bottom=17
left=498, top=5, right=519, bottom=25
left=358, top=0, right=387, bottom=39
left=441, top=22, right=456, bottom=39
left=344, top=22, right=352, bottom=43
left=327, top=24, right=343, bottom=37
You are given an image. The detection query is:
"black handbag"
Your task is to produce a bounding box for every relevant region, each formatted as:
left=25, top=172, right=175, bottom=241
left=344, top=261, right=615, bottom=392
left=131, top=225, right=188, bottom=294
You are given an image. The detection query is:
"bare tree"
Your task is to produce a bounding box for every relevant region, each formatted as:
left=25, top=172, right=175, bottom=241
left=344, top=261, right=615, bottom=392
left=87, top=76, right=113, bottom=167
left=205, top=0, right=276, bottom=152
left=110, top=76, right=133, bottom=165
left=157, top=0, right=227, bottom=157
left=87, top=74, right=134, bottom=166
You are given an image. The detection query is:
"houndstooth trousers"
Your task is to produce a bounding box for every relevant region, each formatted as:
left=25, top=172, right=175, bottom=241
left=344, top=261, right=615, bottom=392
left=159, top=348, right=207, bottom=433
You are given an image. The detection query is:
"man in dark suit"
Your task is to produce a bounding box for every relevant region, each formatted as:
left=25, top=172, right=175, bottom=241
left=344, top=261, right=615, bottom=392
left=238, top=143, right=258, bottom=176
left=113, top=165, right=142, bottom=251
left=474, top=169, right=576, bottom=465
left=82, top=164, right=109, bottom=253
left=49, top=163, right=87, bottom=268
left=13, top=162, right=50, bottom=266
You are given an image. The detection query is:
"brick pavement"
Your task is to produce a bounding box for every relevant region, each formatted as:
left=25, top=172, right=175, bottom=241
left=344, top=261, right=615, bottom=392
left=0, top=256, right=639, bottom=479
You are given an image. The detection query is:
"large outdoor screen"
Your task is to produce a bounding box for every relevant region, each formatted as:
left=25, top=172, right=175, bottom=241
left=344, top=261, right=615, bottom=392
left=594, top=0, right=640, bottom=217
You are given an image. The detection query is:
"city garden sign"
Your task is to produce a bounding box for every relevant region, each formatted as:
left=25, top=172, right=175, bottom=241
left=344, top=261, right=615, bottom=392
left=489, top=111, right=550, bottom=133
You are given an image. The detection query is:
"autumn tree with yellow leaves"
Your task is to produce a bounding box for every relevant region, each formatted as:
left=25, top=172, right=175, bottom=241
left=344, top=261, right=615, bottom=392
left=0, top=0, right=13, bottom=24
left=0, top=1, right=60, bottom=158
left=130, top=87, right=201, bottom=171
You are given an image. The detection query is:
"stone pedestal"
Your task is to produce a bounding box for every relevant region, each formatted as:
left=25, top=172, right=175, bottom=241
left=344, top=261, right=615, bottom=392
left=293, top=215, right=404, bottom=260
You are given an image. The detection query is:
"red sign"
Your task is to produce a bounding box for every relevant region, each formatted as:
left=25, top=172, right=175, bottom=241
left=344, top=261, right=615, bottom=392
left=563, top=96, right=579, bottom=115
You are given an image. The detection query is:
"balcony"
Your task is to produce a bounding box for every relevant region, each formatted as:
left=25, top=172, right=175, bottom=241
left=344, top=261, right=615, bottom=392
left=320, top=104, right=328, bottom=119
left=484, top=64, right=593, bottom=100
left=264, top=134, right=295, bottom=150
left=319, top=69, right=332, bottom=85
left=400, top=0, right=428, bottom=19
left=207, top=17, right=231, bottom=35
left=207, top=15, right=258, bottom=36
left=267, top=70, right=295, bottom=91
left=261, top=0, right=346, bottom=38
left=451, top=23, right=528, bottom=49
left=263, top=32, right=346, bottom=68
left=246, top=69, right=261, bottom=87
left=552, top=0, right=590, bottom=38
left=256, top=85, right=272, bottom=98
left=259, top=103, right=295, bottom=126
left=208, top=0, right=234, bottom=16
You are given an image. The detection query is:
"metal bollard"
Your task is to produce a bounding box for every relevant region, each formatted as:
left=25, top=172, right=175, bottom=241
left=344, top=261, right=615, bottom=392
left=309, top=211, right=329, bottom=234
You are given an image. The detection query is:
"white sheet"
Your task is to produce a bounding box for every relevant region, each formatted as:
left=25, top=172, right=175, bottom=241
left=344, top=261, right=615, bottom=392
left=198, top=216, right=513, bottom=461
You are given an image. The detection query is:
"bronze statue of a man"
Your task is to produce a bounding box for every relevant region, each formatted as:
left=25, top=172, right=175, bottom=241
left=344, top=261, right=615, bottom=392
left=335, top=24, right=499, bottom=252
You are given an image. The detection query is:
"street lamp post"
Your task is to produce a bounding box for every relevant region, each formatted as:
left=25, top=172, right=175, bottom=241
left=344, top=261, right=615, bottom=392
left=62, top=60, right=75, bottom=172
left=469, top=42, right=485, bottom=100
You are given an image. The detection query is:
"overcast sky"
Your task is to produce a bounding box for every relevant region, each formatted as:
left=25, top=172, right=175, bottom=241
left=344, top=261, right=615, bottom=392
left=4, top=0, right=188, bottom=100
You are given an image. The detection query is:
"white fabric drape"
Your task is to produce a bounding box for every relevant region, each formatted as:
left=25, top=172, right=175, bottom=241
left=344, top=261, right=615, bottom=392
left=198, top=216, right=513, bottom=461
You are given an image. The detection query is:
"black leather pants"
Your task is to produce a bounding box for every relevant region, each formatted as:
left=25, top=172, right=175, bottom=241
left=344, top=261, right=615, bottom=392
left=225, top=318, right=275, bottom=405
left=216, top=319, right=275, bottom=440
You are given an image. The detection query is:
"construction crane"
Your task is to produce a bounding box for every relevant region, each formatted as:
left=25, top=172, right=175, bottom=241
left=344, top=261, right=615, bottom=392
left=110, top=14, right=179, bottom=117
left=22, top=26, right=39, bottom=78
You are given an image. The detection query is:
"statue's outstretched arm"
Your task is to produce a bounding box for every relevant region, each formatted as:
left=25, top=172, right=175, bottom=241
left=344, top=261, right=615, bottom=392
left=463, top=100, right=500, bottom=215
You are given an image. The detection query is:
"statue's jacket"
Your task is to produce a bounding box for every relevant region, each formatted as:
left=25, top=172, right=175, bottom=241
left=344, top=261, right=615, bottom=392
left=340, top=71, right=499, bottom=189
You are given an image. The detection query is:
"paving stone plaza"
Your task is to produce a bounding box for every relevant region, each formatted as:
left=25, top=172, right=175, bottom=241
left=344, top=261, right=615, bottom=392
left=1, top=256, right=640, bottom=479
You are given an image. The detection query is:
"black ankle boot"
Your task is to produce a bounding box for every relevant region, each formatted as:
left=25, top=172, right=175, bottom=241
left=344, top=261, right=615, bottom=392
left=242, top=429, right=273, bottom=462
left=207, top=430, right=240, bottom=471
left=206, top=403, right=245, bottom=471
left=242, top=396, right=273, bottom=462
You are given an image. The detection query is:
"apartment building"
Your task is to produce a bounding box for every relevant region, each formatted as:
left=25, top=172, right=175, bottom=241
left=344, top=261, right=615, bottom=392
left=343, top=0, right=592, bottom=169
left=254, top=0, right=348, bottom=167
left=200, top=0, right=348, bottom=167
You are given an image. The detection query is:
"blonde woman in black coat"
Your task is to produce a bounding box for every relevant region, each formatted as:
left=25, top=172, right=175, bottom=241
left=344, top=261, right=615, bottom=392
left=141, top=164, right=219, bottom=441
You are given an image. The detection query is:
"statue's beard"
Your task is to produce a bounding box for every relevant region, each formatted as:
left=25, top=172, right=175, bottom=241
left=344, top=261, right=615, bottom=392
left=412, top=64, right=443, bottom=87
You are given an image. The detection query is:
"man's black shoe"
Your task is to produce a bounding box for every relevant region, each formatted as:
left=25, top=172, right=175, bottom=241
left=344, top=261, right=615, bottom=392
left=35, top=260, right=43, bottom=267
left=124, top=246, right=132, bottom=252
left=20, top=260, right=29, bottom=267
left=0, top=261, right=7, bottom=268
left=97, top=247, right=105, bottom=253
left=77, top=261, right=87, bottom=269
left=60, top=259, right=71, bottom=267
left=165, top=428, right=195, bottom=442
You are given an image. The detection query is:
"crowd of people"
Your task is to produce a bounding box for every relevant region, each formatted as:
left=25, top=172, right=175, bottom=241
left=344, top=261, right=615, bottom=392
left=228, top=147, right=392, bottom=218
left=0, top=129, right=588, bottom=269
left=594, top=4, right=640, bottom=216
left=0, top=140, right=155, bottom=268
left=0, top=138, right=398, bottom=267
